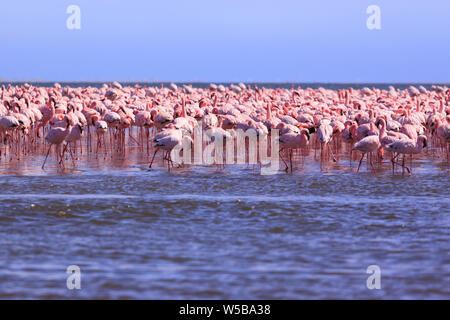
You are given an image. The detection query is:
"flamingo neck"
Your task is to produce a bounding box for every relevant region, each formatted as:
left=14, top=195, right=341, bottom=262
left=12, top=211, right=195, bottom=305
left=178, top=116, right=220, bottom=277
left=379, top=121, right=386, bottom=139
left=415, top=139, right=424, bottom=152
left=181, top=99, right=187, bottom=118
left=435, top=118, right=440, bottom=129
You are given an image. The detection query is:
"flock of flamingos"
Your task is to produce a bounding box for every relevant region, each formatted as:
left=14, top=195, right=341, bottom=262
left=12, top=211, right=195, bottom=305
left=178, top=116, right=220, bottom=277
left=0, top=82, right=449, bottom=174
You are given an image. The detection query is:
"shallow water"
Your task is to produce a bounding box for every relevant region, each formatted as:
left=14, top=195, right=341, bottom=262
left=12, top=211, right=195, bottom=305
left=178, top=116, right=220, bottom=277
left=0, top=140, right=449, bottom=299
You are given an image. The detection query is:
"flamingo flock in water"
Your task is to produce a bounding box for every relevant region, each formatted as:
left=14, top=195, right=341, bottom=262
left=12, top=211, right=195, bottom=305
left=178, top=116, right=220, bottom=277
left=0, top=82, right=449, bottom=174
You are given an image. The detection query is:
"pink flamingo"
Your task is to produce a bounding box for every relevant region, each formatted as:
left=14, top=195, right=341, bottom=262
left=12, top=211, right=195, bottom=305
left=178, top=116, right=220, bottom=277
left=149, top=125, right=183, bottom=171
left=42, top=115, right=73, bottom=169
left=352, top=135, right=381, bottom=172
left=387, top=135, right=428, bottom=174
left=279, top=128, right=310, bottom=171
left=317, top=120, right=336, bottom=163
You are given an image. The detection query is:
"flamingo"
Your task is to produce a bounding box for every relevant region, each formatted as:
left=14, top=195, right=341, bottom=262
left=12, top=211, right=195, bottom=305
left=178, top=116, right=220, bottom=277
left=317, top=119, right=336, bottom=162
left=149, top=125, right=184, bottom=171
left=42, top=115, right=73, bottom=169
left=432, top=117, right=450, bottom=146
left=352, top=135, right=381, bottom=172
left=387, top=135, right=428, bottom=174
left=94, top=117, right=108, bottom=155
left=279, top=129, right=310, bottom=172
left=61, top=123, right=84, bottom=164
left=0, top=82, right=447, bottom=174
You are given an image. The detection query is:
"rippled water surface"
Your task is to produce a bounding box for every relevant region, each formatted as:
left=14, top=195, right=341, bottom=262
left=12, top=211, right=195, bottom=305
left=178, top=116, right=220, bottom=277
left=2, top=79, right=450, bottom=299
left=0, top=144, right=449, bottom=300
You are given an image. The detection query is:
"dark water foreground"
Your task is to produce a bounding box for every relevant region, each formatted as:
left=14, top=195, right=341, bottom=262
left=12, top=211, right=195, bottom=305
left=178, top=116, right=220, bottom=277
left=0, top=148, right=449, bottom=300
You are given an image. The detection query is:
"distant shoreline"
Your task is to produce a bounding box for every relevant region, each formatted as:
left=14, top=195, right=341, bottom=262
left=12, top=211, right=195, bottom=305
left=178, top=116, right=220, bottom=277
left=1, top=81, right=449, bottom=90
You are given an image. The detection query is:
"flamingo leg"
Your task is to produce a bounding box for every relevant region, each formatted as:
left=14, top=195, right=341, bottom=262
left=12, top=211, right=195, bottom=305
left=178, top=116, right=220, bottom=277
left=69, top=145, right=75, bottom=165
left=391, top=154, right=396, bottom=173
left=128, top=131, right=141, bottom=147
left=279, top=148, right=288, bottom=171
left=357, top=153, right=365, bottom=172
left=167, top=152, right=171, bottom=172
left=146, top=128, right=150, bottom=156
left=60, top=143, right=69, bottom=164
left=369, top=152, right=376, bottom=170
left=401, top=155, right=405, bottom=174
left=391, top=153, right=400, bottom=173
left=327, top=142, right=337, bottom=162
left=42, top=145, right=52, bottom=169
left=149, top=148, right=159, bottom=168
left=289, top=149, right=293, bottom=173
left=96, top=135, right=100, bottom=158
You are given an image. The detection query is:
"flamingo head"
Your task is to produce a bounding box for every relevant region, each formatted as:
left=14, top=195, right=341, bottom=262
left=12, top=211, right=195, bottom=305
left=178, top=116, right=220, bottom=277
left=301, top=128, right=310, bottom=141
left=150, top=109, right=158, bottom=120
left=307, top=126, right=316, bottom=134
left=332, top=125, right=342, bottom=135
left=419, top=135, right=428, bottom=148
left=65, top=113, right=74, bottom=127
left=375, top=117, right=385, bottom=128
left=275, top=122, right=285, bottom=131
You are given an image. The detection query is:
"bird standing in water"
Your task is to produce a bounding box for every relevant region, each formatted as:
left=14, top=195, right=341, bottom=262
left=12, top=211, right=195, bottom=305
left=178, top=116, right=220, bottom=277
left=42, top=115, right=73, bottom=169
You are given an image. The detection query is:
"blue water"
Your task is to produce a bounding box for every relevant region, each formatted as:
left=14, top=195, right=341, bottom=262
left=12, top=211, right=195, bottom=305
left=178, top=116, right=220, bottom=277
left=0, top=147, right=449, bottom=299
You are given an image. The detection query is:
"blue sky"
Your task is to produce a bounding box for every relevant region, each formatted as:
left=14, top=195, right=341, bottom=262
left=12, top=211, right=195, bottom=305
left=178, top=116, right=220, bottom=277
left=0, top=0, right=449, bottom=82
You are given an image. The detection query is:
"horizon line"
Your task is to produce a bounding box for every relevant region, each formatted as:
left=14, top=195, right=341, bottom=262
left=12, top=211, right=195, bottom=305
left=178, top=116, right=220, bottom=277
left=1, top=80, right=449, bottom=85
